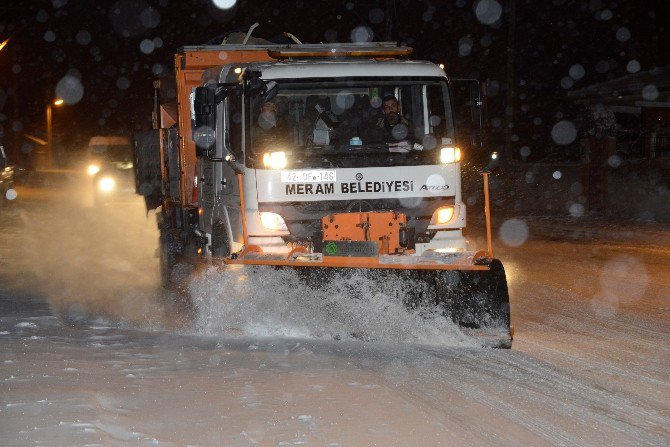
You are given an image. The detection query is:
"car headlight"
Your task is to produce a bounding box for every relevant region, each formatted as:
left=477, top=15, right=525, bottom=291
left=431, top=206, right=455, bottom=225
left=262, top=151, right=287, bottom=169
left=440, top=146, right=461, bottom=164
left=98, top=176, right=116, bottom=192
left=260, top=212, right=288, bottom=231
left=87, top=164, right=101, bottom=176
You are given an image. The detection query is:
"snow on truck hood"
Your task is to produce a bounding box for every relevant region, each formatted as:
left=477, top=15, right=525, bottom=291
left=214, top=60, right=447, bottom=82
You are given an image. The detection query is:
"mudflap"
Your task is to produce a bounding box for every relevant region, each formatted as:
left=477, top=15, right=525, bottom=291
left=287, top=257, right=512, bottom=348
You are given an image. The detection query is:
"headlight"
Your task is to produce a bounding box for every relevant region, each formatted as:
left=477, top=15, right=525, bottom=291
left=87, top=164, right=101, bottom=176
left=98, top=176, right=116, bottom=192
left=431, top=206, right=454, bottom=225
left=262, top=151, right=287, bottom=169
left=440, top=146, right=461, bottom=164
left=260, top=212, right=288, bottom=231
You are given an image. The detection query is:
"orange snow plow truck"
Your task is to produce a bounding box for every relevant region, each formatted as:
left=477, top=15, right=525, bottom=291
left=133, top=29, right=512, bottom=348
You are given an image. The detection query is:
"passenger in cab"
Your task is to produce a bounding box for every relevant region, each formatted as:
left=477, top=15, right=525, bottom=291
left=255, top=100, right=291, bottom=148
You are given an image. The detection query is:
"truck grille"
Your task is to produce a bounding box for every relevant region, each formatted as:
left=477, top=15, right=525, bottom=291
left=259, top=196, right=454, bottom=238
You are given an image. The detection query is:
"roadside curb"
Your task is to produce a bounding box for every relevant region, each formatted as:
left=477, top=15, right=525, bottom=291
left=510, top=216, right=670, bottom=247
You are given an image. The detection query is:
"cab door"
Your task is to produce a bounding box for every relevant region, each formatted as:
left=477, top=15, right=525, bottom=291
left=216, top=92, right=246, bottom=253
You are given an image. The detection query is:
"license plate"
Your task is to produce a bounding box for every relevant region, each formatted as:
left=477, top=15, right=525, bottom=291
left=281, top=170, right=336, bottom=183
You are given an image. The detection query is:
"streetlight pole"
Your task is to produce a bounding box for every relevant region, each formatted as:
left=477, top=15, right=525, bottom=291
left=45, top=98, right=64, bottom=169
left=46, top=104, right=53, bottom=169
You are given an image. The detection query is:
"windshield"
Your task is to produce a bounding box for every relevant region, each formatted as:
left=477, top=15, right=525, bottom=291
left=89, top=144, right=133, bottom=162
left=248, top=77, right=455, bottom=168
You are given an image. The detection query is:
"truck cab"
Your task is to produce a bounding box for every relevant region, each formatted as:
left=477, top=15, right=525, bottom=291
left=196, top=58, right=467, bottom=257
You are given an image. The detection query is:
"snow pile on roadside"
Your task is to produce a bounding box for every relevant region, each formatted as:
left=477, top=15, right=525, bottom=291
left=189, top=265, right=476, bottom=347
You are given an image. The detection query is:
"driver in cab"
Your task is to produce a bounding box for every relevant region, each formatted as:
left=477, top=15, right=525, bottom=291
left=369, top=94, right=422, bottom=153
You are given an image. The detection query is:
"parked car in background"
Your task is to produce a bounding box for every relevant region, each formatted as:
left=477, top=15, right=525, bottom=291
left=0, top=144, right=16, bottom=201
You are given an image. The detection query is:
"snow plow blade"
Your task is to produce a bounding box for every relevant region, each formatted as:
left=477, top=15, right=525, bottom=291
left=226, top=251, right=512, bottom=348
left=296, top=259, right=511, bottom=348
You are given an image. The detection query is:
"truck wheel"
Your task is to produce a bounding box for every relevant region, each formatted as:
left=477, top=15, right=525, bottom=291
left=159, top=231, right=178, bottom=289
left=210, top=219, right=231, bottom=258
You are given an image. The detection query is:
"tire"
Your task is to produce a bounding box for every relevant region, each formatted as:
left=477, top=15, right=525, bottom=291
left=159, top=230, right=177, bottom=289
left=158, top=225, right=197, bottom=292
left=156, top=228, right=197, bottom=321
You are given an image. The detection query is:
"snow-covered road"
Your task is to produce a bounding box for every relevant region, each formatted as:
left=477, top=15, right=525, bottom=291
left=1, top=179, right=668, bottom=446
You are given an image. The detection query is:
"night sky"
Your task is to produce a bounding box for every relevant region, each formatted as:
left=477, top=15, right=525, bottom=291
left=0, top=0, right=667, bottom=166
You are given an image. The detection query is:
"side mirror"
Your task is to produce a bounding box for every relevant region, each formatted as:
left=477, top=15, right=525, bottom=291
left=262, top=80, right=278, bottom=102
left=243, top=70, right=266, bottom=97
left=192, top=84, right=236, bottom=157
left=193, top=86, right=217, bottom=156
left=451, top=77, right=488, bottom=166
left=470, top=82, right=486, bottom=150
